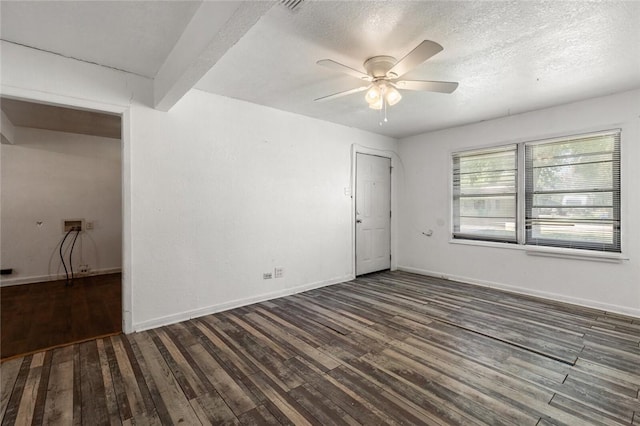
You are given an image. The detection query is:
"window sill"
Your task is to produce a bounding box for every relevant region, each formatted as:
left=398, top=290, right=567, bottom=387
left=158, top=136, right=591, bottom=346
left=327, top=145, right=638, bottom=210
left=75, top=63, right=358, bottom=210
left=449, top=239, right=627, bottom=263
left=524, top=246, right=626, bottom=263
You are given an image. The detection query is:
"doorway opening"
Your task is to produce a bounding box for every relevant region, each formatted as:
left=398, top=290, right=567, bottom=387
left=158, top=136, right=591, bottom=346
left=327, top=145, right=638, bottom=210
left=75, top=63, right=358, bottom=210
left=0, top=97, right=123, bottom=359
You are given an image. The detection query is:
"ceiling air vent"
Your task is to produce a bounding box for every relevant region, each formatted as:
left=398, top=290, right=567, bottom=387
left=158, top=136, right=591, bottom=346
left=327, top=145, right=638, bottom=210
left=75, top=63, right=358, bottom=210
left=279, top=0, right=304, bottom=12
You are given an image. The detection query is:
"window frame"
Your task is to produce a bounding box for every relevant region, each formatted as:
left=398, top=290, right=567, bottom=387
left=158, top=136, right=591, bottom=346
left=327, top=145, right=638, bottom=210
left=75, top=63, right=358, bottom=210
left=451, top=144, right=519, bottom=244
left=451, top=129, right=622, bottom=255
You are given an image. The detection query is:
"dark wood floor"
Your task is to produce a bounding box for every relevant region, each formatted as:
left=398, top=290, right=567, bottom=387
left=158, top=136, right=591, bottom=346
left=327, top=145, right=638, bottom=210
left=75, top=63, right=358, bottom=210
left=1, top=273, right=122, bottom=359
left=1, top=271, right=639, bottom=425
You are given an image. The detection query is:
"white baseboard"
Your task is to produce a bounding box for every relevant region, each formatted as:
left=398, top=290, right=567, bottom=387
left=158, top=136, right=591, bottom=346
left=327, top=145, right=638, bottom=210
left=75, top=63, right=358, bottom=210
left=397, top=265, right=640, bottom=319
left=0, top=267, right=122, bottom=287
left=132, top=274, right=355, bottom=332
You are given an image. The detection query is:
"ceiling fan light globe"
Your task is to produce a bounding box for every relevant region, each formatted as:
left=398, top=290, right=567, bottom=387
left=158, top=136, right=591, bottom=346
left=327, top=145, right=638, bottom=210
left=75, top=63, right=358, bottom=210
left=369, top=97, right=383, bottom=110
left=385, top=87, right=402, bottom=106
left=365, top=86, right=381, bottom=104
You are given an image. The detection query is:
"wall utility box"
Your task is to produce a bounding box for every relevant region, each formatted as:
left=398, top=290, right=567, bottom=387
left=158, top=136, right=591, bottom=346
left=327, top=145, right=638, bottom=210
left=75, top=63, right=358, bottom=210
left=63, top=219, right=84, bottom=232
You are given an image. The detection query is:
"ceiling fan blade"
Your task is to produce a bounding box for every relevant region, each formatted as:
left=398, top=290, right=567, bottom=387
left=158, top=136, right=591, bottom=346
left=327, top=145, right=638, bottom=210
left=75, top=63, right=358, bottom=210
left=317, top=59, right=372, bottom=81
left=388, top=40, right=444, bottom=78
left=314, top=86, right=370, bottom=102
left=396, top=80, right=459, bottom=94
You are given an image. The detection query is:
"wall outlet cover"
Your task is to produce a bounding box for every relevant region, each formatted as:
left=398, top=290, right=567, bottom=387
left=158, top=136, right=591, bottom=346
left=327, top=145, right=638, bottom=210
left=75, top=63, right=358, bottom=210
left=274, top=267, right=284, bottom=278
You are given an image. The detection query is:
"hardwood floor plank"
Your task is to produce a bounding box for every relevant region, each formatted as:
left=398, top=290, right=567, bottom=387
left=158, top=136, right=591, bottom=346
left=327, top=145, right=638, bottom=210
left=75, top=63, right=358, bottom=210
left=243, top=371, right=317, bottom=426
left=1, top=355, right=32, bottom=426
left=225, top=312, right=294, bottom=361
left=0, top=358, right=22, bottom=421
left=289, top=383, right=359, bottom=426
left=3, top=270, right=639, bottom=425
left=303, top=370, right=394, bottom=425
left=78, top=340, right=109, bottom=425
left=102, top=336, right=133, bottom=421
left=96, top=339, right=122, bottom=426
left=580, top=344, right=640, bottom=375
left=375, top=348, right=539, bottom=425
left=392, top=337, right=555, bottom=407
left=237, top=404, right=281, bottom=425
left=572, top=358, right=640, bottom=394
left=189, top=391, right=239, bottom=425
left=14, top=353, right=44, bottom=425
left=549, top=393, right=630, bottom=425
left=342, top=358, right=462, bottom=425
left=346, top=355, right=483, bottom=425
left=42, top=346, right=74, bottom=425
left=148, top=329, right=200, bottom=400
left=1, top=274, right=122, bottom=359
left=190, top=319, right=258, bottom=379
left=290, top=294, right=409, bottom=343
left=210, top=315, right=304, bottom=392
left=327, top=365, right=430, bottom=425
left=160, top=325, right=219, bottom=396
left=347, top=281, right=582, bottom=364
left=131, top=332, right=200, bottom=425
left=242, top=311, right=340, bottom=372
left=553, top=375, right=639, bottom=423
left=30, top=350, right=53, bottom=425
left=565, top=368, right=638, bottom=398
left=110, top=335, right=148, bottom=418
left=123, top=334, right=169, bottom=422
left=251, top=307, right=325, bottom=348
left=182, top=339, right=258, bottom=416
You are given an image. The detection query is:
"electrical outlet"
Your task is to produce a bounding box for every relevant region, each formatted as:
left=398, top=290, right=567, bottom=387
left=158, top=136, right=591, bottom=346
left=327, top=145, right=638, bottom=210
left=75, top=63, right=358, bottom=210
left=85, top=221, right=94, bottom=230
left=79, top=264, right=89, bottom=274
left=263, top=272, right=273, bottom=280
left=274, top=267, right=284, bottom=278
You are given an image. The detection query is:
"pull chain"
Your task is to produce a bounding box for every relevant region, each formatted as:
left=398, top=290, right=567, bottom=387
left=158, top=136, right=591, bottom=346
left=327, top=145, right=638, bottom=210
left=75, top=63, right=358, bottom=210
left=379, top=86, right=388, bottom=126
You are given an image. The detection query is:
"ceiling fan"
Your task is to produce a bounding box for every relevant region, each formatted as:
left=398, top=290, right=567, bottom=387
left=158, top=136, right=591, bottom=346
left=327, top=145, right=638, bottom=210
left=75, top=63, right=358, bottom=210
left=315, top=40, right=458, bottom=116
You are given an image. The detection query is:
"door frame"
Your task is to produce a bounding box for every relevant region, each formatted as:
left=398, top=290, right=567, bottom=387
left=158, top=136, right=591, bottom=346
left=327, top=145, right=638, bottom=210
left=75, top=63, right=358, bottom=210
left=350, top=144, right=397, bottom=277
left=1, top=85, right=133, bottom=333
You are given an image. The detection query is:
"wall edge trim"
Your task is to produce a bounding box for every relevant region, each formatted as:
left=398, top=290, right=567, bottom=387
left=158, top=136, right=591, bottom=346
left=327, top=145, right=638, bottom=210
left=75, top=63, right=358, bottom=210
left=0, top=268, right=122, bottom=287
left=132, top=273, right=355, bottom=333
left=397, top=265, right=640, bottom=319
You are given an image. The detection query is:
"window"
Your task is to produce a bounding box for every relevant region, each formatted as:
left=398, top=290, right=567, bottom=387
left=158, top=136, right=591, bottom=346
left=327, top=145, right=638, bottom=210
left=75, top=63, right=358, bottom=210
left=452, top=146, right=517, bottom=243
left=452, top=130, right=621, bottom=253
left=525, top=132, right=620, bottom=252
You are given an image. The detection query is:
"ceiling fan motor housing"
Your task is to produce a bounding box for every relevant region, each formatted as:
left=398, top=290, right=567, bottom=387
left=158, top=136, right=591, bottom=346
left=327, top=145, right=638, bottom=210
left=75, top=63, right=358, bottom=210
left=363, top=56, right=398, bottom=79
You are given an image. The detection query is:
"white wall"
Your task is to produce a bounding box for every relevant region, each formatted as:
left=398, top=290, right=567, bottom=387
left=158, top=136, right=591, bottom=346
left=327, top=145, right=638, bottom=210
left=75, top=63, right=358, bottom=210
left=1, top=41, right=398, bottom=331
left=129, top=90, right=397, bottom=329
left=397, top=89, right=640, bottom=316
left=0, top=127, right=122, bottom=285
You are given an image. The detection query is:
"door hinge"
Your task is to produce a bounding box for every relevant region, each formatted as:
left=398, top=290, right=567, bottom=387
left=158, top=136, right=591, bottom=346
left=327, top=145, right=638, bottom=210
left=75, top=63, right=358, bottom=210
left=390, top=210, right=392, bottom=218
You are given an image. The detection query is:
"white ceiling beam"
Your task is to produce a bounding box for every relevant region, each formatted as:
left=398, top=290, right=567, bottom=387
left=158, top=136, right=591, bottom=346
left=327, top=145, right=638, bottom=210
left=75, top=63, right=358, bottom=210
left=153, top=0, right=275, bottom=111
left=1, top=110, right=16, bottom=144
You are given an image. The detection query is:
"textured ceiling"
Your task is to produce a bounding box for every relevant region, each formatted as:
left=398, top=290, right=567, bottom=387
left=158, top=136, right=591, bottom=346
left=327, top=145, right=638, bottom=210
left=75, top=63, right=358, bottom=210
left=196, top=1, right=640, bottom=138
left=1, top=1, right=639, bottom=139
left=0, top=1, right=201, bottom=78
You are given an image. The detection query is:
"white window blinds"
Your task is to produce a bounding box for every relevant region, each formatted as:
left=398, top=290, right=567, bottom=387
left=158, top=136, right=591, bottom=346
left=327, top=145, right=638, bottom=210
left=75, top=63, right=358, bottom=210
left=452, top=146, right=518, bottom=243
left=525, top=130, right=621, bottom=252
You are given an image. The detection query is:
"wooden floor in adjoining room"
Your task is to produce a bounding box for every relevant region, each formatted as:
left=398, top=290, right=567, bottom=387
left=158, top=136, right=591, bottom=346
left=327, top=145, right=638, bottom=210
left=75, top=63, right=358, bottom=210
left=1, top=273, right=122, bottom=360
left=1, top=271, right=639, bottom=425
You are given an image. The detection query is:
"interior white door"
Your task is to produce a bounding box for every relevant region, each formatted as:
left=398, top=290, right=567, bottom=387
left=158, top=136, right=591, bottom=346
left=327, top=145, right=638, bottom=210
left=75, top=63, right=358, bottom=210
left=355, top=153, right=391, bottom=275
